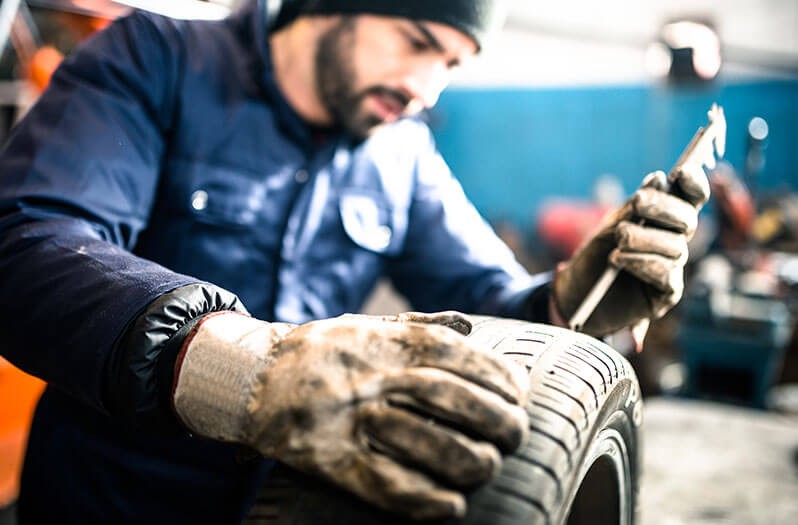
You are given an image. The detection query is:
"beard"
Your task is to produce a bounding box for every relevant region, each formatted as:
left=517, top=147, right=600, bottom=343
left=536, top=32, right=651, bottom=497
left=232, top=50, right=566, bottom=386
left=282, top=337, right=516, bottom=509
left=314, top=17, right=410, bottom=140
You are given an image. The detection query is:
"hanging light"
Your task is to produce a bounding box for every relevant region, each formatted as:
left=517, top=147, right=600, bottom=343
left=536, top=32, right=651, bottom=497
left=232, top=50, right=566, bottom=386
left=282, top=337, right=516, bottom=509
left=646, top=18, right=722, bottom=82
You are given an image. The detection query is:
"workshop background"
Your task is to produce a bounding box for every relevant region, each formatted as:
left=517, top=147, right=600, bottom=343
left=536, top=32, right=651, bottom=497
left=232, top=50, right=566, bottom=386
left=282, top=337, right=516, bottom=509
left=1, top=1, right=797, bottom=524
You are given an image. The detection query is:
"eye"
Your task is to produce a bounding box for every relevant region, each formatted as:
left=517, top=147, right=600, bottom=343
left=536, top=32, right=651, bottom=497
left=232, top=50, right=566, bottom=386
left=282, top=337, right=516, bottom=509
left=408, top=36, right=429, bottom=52
left=399, top=26, right=432, bottom=53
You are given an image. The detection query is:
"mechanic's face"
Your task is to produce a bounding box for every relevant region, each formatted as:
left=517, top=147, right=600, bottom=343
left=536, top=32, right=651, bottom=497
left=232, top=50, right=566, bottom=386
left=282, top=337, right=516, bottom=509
left=315, top=15, right=477, bottom=139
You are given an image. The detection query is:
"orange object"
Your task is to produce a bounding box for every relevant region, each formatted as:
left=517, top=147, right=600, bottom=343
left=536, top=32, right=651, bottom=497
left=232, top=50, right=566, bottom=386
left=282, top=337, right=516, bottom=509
left=27, top=46, right=65, bottom=92
left=21, top=11, right=114, bottom=92
left=0, top=358, right=45, bottom=507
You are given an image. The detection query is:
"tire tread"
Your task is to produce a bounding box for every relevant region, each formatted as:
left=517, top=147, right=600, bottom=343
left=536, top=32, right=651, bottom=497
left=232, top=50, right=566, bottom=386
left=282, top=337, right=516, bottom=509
left=245, top=320, right=641, bottom=525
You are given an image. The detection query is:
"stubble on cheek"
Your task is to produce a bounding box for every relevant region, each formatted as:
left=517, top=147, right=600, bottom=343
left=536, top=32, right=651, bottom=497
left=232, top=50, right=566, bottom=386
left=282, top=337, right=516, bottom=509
left=314, top=18, right=392, bottom=139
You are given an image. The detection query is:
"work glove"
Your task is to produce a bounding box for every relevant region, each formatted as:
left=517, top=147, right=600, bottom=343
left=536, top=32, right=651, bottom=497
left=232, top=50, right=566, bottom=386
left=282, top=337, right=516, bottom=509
left=172, top=311, right=529, bottom=520
left=553, top=166, right=710, bottom=340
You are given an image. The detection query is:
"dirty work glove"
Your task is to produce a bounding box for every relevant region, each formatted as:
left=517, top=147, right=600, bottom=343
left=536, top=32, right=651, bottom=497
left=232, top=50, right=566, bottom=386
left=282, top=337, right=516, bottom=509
left=553, top=167, right=710, bottom=338
left=172, top=311, right=529, bottom=520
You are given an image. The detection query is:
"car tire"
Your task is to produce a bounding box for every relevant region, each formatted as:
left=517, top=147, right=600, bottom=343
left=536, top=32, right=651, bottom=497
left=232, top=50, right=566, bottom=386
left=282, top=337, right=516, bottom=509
left=245, top=317, right=643, bottom=525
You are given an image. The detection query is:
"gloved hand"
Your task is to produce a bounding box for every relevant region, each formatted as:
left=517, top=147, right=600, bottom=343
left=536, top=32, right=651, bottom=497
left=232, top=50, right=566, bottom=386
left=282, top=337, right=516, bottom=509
left=553, top=166, right=710, bottom=339
left=172, top=311, right=529, bottom=520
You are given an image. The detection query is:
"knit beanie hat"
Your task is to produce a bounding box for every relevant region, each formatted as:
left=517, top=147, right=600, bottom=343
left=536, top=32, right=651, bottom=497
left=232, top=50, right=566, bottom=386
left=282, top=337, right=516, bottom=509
left=272, top=0, right=507, bottom=50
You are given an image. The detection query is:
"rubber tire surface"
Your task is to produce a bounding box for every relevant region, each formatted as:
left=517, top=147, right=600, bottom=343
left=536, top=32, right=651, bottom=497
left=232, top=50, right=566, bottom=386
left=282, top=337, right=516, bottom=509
left=245, top=317, right=643, bottom=525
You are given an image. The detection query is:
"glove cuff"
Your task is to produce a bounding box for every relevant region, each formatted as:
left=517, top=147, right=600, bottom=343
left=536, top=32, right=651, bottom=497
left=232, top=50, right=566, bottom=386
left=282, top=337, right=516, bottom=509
left=107, top=283, right=248, bottom=430
left=172, top=312, right=293, bottom=443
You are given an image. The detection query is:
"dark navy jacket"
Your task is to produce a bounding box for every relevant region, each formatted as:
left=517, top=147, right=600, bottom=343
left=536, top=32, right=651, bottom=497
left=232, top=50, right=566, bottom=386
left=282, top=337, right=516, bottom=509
left=0, top=1, right=550, bottom=522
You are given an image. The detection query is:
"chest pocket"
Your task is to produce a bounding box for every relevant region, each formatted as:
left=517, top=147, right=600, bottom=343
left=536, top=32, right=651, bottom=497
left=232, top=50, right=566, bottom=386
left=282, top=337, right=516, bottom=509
left=339, top=190, right=406, bottom=256
left=165, top=161, right=266, bottom=228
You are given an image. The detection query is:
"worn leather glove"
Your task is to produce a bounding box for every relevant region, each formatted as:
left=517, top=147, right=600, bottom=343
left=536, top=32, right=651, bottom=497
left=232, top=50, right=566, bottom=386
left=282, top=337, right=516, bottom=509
left=172, top=311, right=529, bottom=520
left=553, top=166, right=710, bottom=338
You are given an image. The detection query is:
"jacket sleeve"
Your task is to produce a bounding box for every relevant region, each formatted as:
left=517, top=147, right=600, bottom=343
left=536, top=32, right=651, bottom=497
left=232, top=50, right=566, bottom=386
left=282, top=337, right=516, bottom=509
left=0, top=12, right=241, bottom=429
left=387, top=126, right=553, bottom=321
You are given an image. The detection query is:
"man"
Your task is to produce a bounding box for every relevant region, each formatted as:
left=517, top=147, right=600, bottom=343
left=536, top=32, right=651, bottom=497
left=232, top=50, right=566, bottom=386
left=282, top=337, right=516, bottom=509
left=0, top=0, right=708, bottom=522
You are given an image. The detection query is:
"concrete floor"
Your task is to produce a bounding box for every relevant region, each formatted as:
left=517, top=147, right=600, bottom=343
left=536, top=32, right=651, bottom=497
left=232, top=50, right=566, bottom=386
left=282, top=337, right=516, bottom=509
left=639, top=398, right=798, bottom=525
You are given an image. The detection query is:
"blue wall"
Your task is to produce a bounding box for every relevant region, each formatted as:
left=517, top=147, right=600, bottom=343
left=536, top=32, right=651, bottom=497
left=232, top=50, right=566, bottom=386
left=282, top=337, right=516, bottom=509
left=429, top=80, right=798, bottom=229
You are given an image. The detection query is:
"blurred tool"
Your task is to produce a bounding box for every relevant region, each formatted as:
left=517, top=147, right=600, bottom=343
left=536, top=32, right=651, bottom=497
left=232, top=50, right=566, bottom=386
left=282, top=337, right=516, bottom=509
left=569, top=103, right=726, bottom=333
left=709, top=160, right=755, bottom=253
left=744, top=118, right=798, bottom=253
left=744, top=116, right=769, bottom=202
left=754, top=195, right=798, bottom=253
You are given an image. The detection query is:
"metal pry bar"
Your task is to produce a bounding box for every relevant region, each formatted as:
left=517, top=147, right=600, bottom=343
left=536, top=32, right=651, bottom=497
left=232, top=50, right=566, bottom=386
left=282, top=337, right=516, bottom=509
left=568, top=103, right=726, bottom=332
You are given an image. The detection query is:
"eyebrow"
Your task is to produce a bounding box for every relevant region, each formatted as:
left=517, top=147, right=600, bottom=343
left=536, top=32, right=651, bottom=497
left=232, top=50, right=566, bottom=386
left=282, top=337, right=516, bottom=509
left=411, top=21, right=462, bottom=67
left=412, top=21, right=445, bottom=53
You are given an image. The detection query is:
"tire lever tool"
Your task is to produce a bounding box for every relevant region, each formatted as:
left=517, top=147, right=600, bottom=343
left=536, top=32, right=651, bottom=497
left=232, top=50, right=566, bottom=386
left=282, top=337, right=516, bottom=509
left=568, top=103, right=726, bottom=334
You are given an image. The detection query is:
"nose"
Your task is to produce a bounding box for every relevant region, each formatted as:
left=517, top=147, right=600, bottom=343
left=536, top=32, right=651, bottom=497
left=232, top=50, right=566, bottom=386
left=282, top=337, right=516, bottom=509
left=402, top=57, right=452, bottom=110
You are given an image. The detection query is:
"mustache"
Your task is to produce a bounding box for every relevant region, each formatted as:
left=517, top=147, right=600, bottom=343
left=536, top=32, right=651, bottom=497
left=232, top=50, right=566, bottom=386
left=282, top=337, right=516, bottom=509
left=361, top=86, right=411, bottom=111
